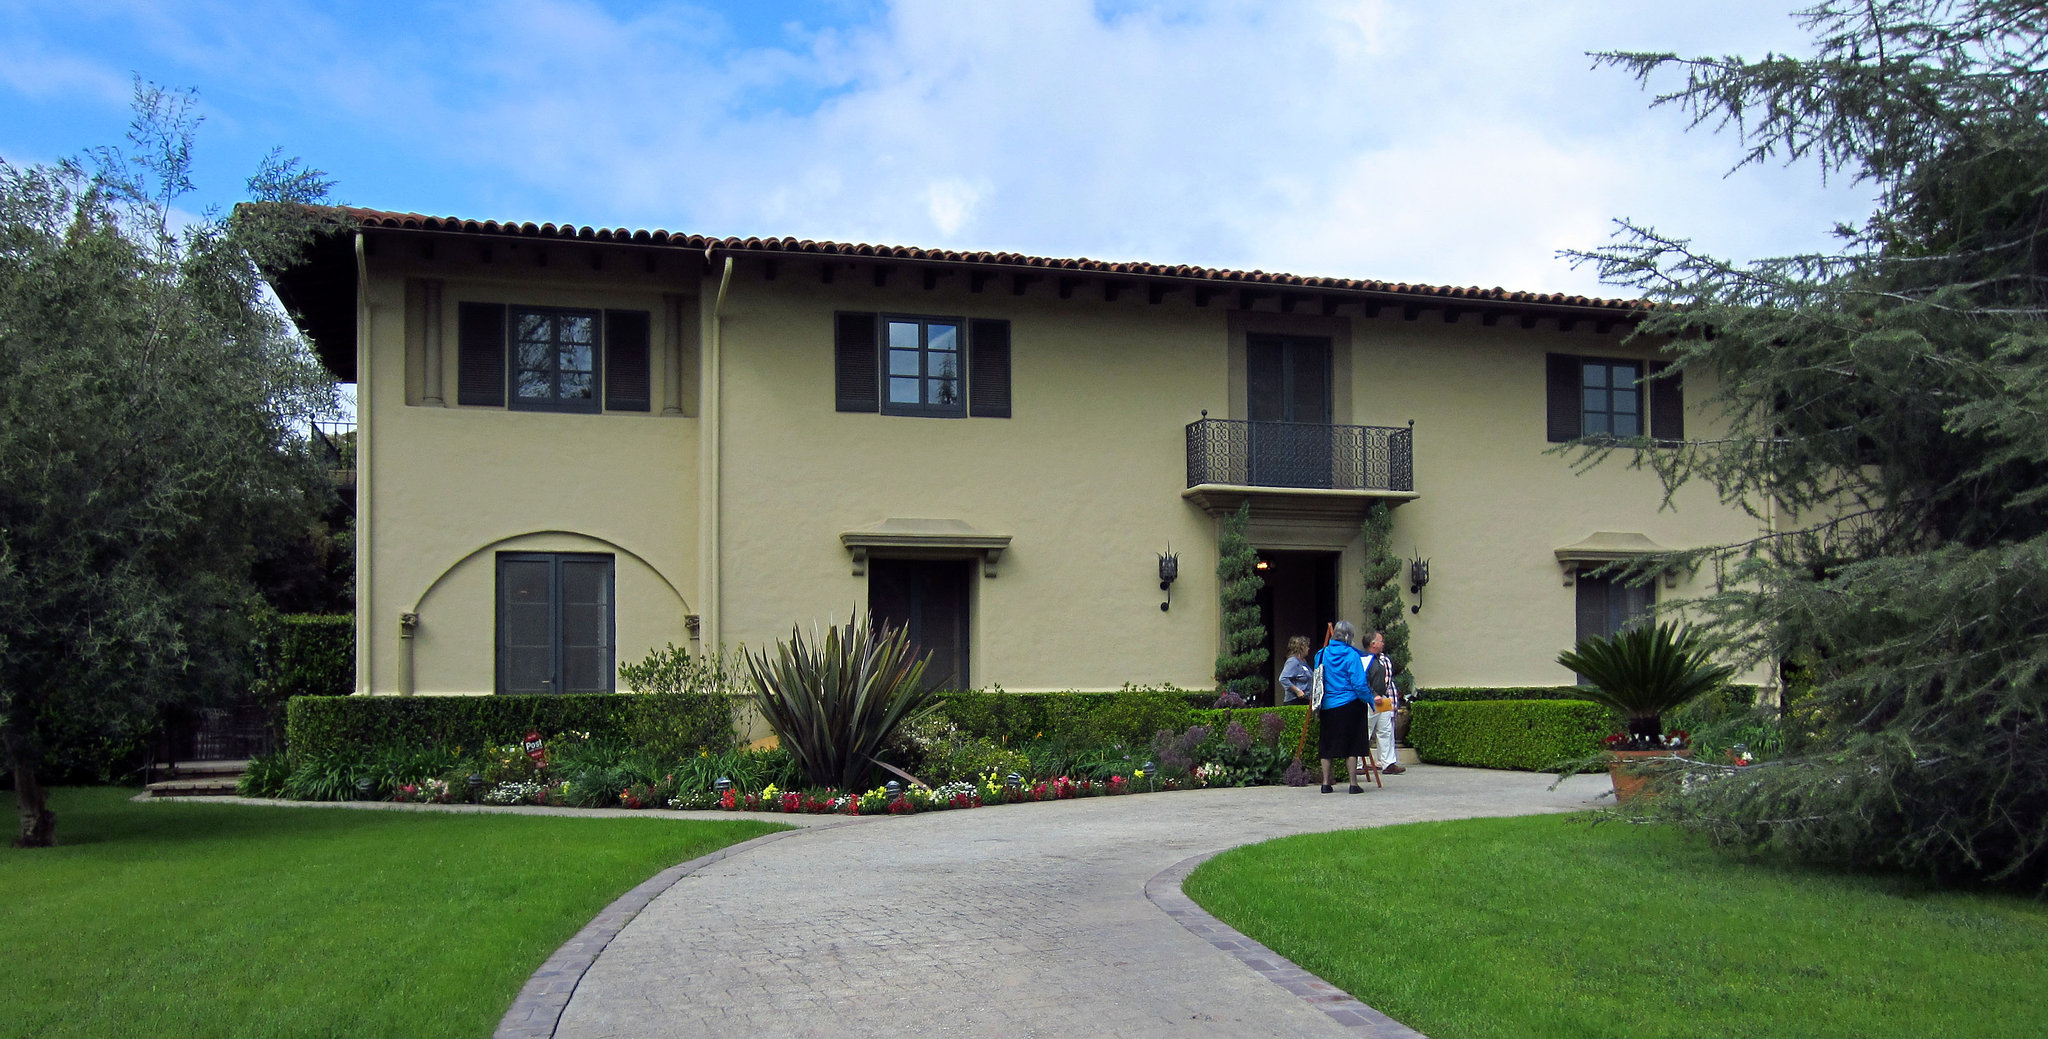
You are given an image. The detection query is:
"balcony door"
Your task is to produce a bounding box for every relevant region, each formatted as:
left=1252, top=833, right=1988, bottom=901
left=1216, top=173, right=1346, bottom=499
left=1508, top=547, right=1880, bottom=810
left=1247, top=334, right=1332, bottom=487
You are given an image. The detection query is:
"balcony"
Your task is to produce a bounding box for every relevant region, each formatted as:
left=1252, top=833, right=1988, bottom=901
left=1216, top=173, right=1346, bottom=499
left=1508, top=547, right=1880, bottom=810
left=1182, top=417, right=1416, bottom=520
left=311, top=418, right=357, bottom=492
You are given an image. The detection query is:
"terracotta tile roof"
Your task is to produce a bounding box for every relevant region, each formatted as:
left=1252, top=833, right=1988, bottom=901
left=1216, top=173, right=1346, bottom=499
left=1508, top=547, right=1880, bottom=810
left=328, top=205, right=1648, bottom=313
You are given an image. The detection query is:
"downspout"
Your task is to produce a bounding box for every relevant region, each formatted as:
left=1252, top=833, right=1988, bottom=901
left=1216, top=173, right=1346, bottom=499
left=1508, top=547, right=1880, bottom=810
left=703, top=254, right=735, bottom=650
left=354, top=231, right=375, bottom=694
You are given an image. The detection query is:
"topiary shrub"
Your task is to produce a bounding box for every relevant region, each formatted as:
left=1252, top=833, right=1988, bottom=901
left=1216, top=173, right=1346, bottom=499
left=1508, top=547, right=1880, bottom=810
left=1407, top=699, right=1610, bottom=771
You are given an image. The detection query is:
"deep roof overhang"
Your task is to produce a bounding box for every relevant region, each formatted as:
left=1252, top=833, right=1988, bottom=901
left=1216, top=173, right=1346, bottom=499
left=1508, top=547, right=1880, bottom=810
left=263, top=205, right=1653, bottom=384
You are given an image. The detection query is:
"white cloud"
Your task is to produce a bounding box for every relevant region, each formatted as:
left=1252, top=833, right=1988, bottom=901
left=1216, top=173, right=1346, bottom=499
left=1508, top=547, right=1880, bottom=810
left=0, top=0, right=1879, bottom=298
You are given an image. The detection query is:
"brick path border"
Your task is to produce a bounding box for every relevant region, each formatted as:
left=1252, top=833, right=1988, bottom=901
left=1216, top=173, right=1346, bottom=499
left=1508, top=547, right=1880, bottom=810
left=1145, top=852, right=1428, bottom=1038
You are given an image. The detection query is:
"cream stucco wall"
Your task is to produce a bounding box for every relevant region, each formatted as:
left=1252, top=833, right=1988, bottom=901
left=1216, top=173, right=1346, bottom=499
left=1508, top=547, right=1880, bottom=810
left=709, top=270, right=1226, bottom=691
left=356, top=235, right=703, bottom=694
left=349, top=231, right=1764, bottom=697
left=1355, top=321, right=1760, bottom=687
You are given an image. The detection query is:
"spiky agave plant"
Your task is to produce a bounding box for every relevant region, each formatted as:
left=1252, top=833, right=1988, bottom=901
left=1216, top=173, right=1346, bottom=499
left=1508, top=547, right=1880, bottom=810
left=744, top=612, right=937, bottom=790
left=1557, top=622, right=1734, bottom=743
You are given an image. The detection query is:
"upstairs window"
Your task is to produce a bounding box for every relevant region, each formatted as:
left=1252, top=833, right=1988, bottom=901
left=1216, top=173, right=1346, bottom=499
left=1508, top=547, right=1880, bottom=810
left=455, top=302, right=650, bottom=414
left=886, top=316, right=964, bottom=416
left=835, top=312, right=1011, bottom=418
left=1546, top=354, right=1683, bottom=443
left=513, top=307, right=601, bottom=412
left=1581, top=360, right=1640, bottom=437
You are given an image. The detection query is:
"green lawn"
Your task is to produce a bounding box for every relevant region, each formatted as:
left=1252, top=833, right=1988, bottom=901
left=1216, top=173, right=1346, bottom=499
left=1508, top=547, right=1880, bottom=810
left=0, top=788, right=784, bottom=1039
left=1185, top=814, right=2048, bottom=1039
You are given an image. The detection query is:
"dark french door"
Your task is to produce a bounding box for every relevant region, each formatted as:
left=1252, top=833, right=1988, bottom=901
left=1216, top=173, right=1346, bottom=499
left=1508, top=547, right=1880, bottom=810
left=867, top=559, right=972, bottom=691
left=1246, top=334, right=1333, bottom=486
left=497, top=553, right=615, bottom=695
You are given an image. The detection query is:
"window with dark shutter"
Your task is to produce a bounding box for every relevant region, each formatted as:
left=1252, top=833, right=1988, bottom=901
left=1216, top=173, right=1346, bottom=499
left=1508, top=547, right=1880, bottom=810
left=458, top=302, right=507, bottom=407
left=835, top=311, right=879, bottom=413
left=605, top=309, right=651, bottom=412
left=1648, top=361, right=1684, bottom=441
left=968, top=319, right=1011, bottom=418
left=1545, top=353, right=1580, bottom=442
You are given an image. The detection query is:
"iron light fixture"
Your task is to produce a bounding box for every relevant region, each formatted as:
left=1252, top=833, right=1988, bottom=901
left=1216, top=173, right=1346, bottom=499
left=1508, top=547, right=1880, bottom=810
left=1158, top=548, right=1179, bottom=612
left=1409, top=555, right=1431, bottom=614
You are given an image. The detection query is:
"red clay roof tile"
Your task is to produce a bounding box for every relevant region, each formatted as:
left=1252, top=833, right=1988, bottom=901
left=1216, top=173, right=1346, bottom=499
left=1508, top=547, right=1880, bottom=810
left=326, top=205, right=1647, bottom=312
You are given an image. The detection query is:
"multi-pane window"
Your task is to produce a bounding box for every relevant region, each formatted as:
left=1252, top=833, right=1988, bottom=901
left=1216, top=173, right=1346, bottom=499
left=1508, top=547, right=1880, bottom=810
left=512, top=307, right=601, bottom=413
left=885, top=317, right=964, bottom=416
left=1574, top=573, right=1654, bottom=685
left=497, top=553, right=615, bottom=694
left=1581, top=360, right=1641, bottom=437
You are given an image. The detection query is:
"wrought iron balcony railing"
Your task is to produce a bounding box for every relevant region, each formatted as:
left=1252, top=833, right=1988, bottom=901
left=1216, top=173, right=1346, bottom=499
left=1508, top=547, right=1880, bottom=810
left=1185, top=418, right=1412, bottom=492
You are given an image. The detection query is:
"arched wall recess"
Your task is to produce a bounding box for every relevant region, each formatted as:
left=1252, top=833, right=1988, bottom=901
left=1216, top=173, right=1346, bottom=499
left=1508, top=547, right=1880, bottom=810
left=409, top=529, right=693, bottom=615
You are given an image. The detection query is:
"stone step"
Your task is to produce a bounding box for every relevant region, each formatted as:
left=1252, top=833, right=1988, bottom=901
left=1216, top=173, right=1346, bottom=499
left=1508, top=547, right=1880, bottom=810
left=147, top=776, right=242, bottom=797
left=148, top=759, right=250, bottom=781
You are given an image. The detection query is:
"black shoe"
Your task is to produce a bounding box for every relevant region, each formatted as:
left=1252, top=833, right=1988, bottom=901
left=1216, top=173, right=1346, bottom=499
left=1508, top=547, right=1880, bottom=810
left=1347, top=784, right=1364, bottom=794
left=1319, top=784, right=1335, bottom=794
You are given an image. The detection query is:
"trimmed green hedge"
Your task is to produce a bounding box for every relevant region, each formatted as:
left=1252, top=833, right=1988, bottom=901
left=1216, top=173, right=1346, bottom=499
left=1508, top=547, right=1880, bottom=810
left=935, top=687, right=1208, bottom=746
left=1408, top=699, right=1610, bottom=771
left=1414, top=686, right=1588, bottom=702
left=255, top=614, right=353, bottom=701
left=285, top=693, right=740, bottom=762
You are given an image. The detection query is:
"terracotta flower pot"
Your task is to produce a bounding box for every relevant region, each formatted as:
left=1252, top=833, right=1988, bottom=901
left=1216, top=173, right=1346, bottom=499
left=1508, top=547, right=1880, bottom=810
left=1605, top=747, right=1692, bottom=803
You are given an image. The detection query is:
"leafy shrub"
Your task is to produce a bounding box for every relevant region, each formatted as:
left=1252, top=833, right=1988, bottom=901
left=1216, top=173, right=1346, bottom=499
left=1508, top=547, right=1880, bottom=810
left=746, top=614, right=940, bottom=790
left=1408, top=699, right=1609, bottom=771
left=618, top=642, right=742, bottom=759
left=254, top=614, right=352, bottom=700
left=237, top=752, right=292, bottom=797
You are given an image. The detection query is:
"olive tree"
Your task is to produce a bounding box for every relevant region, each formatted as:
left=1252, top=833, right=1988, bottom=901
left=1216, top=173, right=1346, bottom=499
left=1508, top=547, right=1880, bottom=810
left=0, top=84, right=337, bottom=845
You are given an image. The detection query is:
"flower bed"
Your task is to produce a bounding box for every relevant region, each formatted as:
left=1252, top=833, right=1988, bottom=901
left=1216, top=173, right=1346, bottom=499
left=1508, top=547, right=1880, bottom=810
left=246, top=714, right=1354, bottom=817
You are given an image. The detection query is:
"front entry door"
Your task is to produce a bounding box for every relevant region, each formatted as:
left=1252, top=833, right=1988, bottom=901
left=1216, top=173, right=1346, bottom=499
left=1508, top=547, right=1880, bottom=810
left=1246, top=334, right=1333, bottom=486
left=868, top=559, right=972, bottom=691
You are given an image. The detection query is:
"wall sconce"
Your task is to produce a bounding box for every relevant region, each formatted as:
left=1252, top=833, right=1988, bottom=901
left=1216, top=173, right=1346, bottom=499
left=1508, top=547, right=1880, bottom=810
left=1158, top=548, right=1179, bottom=612
left=1408, top=556, right=1431, bottom=614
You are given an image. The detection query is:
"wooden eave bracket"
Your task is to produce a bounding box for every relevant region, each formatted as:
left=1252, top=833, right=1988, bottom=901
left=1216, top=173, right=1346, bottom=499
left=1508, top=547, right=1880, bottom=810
left=1553, top=531, right=1683, bottom=588
left=840, top=518, right=1013, bottom=578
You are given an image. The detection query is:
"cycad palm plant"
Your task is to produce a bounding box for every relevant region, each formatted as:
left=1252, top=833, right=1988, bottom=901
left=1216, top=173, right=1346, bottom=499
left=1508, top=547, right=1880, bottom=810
left=744, top=612, right=937, bottom=790
left=1558, top=622, right=1734, bottom=745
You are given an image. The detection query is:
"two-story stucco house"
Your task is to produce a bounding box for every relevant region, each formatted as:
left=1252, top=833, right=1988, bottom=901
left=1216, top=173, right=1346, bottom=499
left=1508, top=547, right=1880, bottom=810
left=267, top=206, right=1760, bottom=698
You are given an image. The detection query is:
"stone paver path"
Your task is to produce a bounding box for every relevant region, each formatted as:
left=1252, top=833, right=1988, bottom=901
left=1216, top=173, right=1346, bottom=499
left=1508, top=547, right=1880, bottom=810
left=542, top=766, right=1610, bottom=1039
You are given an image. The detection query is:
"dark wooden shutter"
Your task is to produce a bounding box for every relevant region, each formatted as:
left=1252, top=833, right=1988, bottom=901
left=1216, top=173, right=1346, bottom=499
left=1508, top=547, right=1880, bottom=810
left=604, top=309, right=651, bottom=412
left=968, top=319, right=1012, bottom=418
left=1545, top=353, right=1580, bottom=442
left=1647, top=361, right=1684, bottom=441
left=835, top=312, right=878, bottom=413
left=458, top=302, right=506, bottom=407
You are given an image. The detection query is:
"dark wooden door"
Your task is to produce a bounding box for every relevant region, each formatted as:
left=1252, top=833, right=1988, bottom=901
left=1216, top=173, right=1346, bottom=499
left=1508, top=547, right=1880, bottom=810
left=868, top=559, right=972, bottom=691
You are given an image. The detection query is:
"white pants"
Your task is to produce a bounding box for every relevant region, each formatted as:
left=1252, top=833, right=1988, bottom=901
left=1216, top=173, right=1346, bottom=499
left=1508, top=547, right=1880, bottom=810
left=1367, top=708, right=1398, bottom=768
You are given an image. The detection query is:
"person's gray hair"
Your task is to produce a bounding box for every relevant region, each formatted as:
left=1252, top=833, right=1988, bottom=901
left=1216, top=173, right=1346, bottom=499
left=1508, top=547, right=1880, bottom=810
left=1332, top=620, right=1356, bottom=643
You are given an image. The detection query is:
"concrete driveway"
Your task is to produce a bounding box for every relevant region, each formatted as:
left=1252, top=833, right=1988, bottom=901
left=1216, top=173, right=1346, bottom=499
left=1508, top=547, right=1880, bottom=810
left=506, top=765, right=1610, bottom=1039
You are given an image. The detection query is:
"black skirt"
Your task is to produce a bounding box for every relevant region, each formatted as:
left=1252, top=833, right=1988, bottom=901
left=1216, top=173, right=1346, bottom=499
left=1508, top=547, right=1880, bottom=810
left=1317, top=698, right=1372, bottom=759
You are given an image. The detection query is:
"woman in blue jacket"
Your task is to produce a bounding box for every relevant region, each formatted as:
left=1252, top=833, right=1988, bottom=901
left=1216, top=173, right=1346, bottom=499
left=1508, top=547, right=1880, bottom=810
left=1315, top=621, right=1375, bottom=793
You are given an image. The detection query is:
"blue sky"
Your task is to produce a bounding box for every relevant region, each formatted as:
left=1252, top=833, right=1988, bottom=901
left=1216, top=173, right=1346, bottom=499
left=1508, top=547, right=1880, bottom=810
left=3, top=0, right=1870, bottom=298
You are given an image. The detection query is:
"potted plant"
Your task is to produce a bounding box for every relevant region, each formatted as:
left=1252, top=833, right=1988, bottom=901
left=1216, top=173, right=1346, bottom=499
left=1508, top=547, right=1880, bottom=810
left=1557, top=621, right=1733, bottom=802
